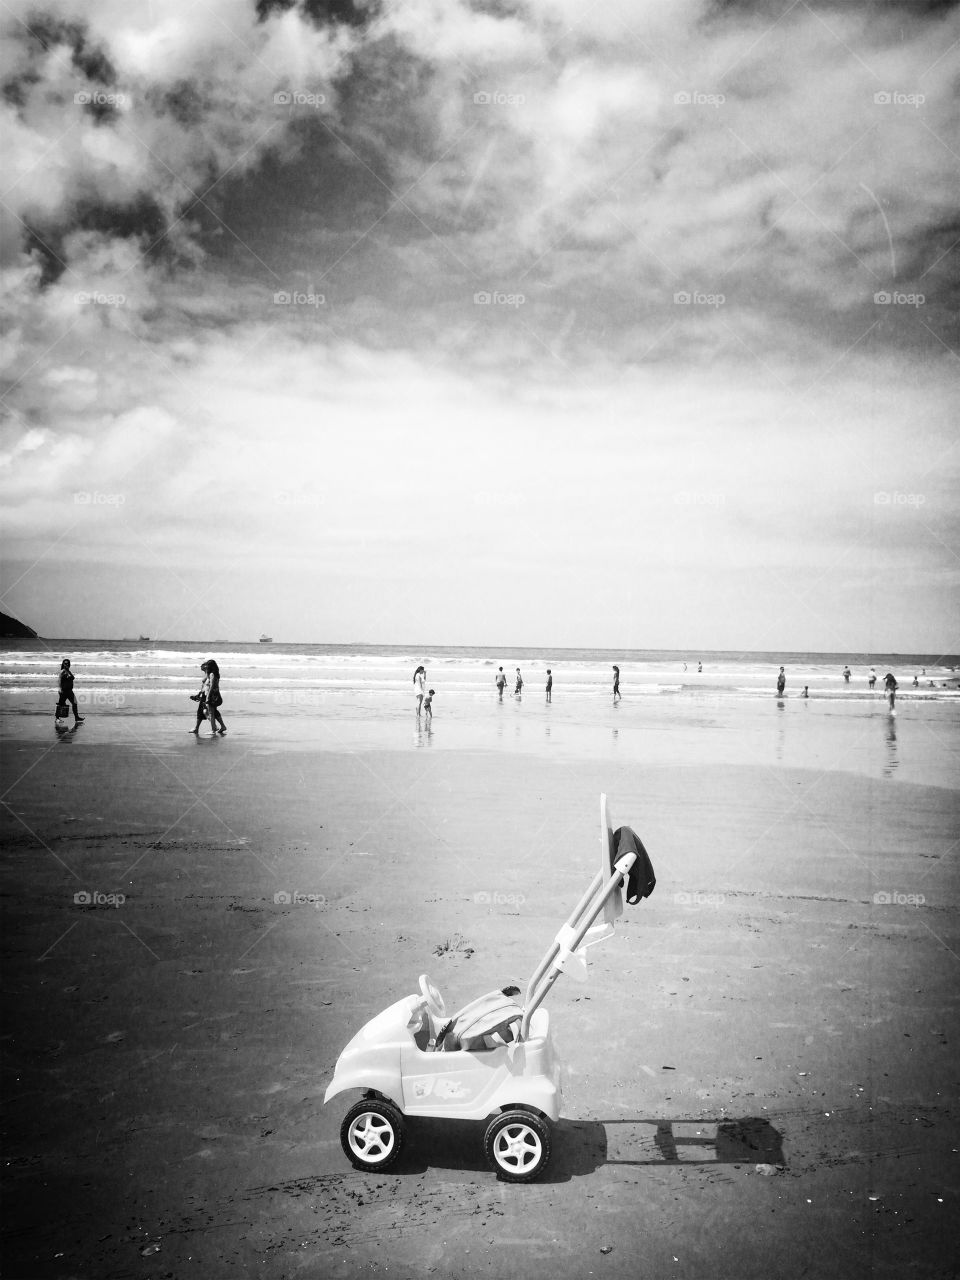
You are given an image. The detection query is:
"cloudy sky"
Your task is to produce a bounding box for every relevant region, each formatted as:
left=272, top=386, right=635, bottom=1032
left=1, top=0, right=957, bottom=650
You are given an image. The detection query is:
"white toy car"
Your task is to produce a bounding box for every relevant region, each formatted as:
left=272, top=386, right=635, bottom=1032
left=324, top=794, right=655, bottom=1182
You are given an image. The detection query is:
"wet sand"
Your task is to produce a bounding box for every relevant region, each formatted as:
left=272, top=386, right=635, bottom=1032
left=1, top=730, right=958, bottom=1278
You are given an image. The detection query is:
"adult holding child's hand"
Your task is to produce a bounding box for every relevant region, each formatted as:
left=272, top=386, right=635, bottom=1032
left=190, top=660, right=226, bottom=735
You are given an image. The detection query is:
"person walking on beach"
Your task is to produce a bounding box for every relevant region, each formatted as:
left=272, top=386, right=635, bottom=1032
left=545, top=669, right=553, bottom=703
left=57, top=659, right=84, bottom=725
left=414, top=665, right=426, bottom=717
left=776, top=666, right=786, bottom=697
left=191, top=661, right=226, bottom=735
left=612, top=665, right=621, bottom=701
left=205, top=660, right=226, bottom=734
left=423, top=688, right=435, bottom=724
left=868, top=668, right=877, bottom=689
left=495, top=667, right=507, bottom=701
left=842, top=666, right=851, bottom=684
left=514, top=668, right=523, bottom=696
left=884, top=672, right=898, bottom=710
left=697, top=660, right=702, bottom=673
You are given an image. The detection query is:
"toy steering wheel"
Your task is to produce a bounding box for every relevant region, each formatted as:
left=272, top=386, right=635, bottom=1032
left=418, top=974, right=446, bottom=1018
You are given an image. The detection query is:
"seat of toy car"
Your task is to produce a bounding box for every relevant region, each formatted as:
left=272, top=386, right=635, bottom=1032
left=435, top=989, right=524, bottom=1052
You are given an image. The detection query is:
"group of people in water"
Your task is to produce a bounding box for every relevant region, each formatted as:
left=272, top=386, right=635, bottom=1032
left=493, top=665, right=561, bottom=702
left=778, top=665, right=904, bottom=709
left=433, top=659, right=703, bottom=712
left=415, top=659, right=918, bottom=719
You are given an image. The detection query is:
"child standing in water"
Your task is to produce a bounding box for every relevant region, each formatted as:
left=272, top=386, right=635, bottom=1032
left=612, top=665, right=621, bottom=700
left=884, top=672, right=898, bottom=710
left=776, top=667, right=786, bottom=697
left=495, top=667, right=506, bottom=701
left=545, top=669, right=553, bottom=703
left=514, top=668, right=523, bottom=696
left=423, top=689, right=435, bottom=723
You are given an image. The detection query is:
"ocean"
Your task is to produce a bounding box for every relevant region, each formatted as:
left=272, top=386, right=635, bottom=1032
left=1, top=639, right=957, bottom=704
left=2, top=640, right=958, bottom=788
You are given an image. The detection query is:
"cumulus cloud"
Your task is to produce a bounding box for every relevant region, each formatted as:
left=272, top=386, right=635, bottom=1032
left=0, top=0, right=359, bottom=277
left=1, top=0, right=957, bottom=645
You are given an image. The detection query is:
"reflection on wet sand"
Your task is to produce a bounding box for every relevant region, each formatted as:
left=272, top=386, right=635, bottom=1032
left=883, top=717, right=898, bottom=777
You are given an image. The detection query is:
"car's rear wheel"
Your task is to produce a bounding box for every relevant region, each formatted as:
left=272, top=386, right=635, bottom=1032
left=340, top=1098, right=405, bottom=1171
left=484, top=1109, right=551, bottom=1182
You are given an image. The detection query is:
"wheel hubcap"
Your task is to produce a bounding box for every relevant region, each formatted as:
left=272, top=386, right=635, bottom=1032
left=495, top=1123, right=541, bottom=1171
left=349, top=1113, right=395, bottom=1162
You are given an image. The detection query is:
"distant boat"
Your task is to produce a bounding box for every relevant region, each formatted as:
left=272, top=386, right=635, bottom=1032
left=259, top=634, right=273, bottom=644
left=138, top=635, right=150, bottom=642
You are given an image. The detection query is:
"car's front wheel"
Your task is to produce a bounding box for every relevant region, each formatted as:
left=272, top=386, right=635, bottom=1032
left=340, top=1098, right=405, bottom=1171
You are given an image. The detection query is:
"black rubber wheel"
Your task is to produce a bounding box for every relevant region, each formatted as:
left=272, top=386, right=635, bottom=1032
left=483, top=1109, right=551, bottom=1182
left=340, top=1098, right=405, bottom=1171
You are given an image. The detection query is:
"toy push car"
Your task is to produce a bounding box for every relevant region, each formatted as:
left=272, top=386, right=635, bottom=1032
left=324, top=794, right=655, bottom=1181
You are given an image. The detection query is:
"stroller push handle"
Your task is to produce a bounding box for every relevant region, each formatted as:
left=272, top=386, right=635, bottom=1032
left=520, top=794, right=647, bottom=1040
left=520, top=853, right=635, bottom=1039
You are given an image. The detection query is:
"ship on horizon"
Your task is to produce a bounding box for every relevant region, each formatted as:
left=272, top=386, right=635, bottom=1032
left=259, top=633, right=273, bottom=644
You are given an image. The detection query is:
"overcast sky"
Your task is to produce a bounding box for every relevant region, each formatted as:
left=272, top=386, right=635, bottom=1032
left=1, top=0, right=957, bottom=650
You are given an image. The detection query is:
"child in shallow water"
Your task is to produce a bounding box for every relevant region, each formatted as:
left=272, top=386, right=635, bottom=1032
left=423, top=689, right=435, bottom=723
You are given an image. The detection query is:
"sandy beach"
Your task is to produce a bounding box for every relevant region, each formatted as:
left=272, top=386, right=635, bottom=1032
left=2, top=706, right=958, bottom=1279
